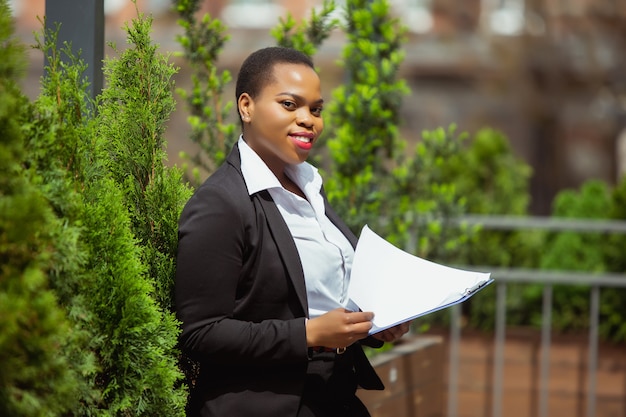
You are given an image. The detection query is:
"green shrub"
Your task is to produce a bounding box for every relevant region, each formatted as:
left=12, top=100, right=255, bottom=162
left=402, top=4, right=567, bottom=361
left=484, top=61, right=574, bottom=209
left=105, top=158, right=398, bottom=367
left=537, top=180, right=626, bottom=341
left=0, top=2, right=87, bottom=413
left=97, top=12, right=193, bottom=312
left=16, top=8, right=188, bottom=415
left=174, top=0, right=236, bottom=185
left=271, top=0, right=339, bottom=59
left=323, top=0, right=410, bottom=235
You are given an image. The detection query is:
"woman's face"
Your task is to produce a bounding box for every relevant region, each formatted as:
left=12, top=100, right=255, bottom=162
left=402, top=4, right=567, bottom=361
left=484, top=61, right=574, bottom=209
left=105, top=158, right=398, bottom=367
left=238, top=63, right=324, bottom=176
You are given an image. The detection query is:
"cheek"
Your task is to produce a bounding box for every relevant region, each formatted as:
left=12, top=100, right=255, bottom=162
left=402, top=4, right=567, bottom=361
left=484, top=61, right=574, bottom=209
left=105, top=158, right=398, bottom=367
left=258, top=108, right=291, bottom=129
left=316, top=119, right=324, bottom=133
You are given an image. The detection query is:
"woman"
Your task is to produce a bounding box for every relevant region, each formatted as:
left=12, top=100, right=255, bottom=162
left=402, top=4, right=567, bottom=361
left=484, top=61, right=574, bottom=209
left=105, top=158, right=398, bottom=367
left=175, top=46, right=410, bottom=417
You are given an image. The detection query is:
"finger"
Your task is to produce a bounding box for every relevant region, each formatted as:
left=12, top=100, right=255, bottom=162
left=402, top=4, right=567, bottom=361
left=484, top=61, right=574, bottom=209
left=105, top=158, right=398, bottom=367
left=346, top=311, right=374, bottom=324
left=371, top=332, right=387, bottom=342
left=399, top=322, right=411, bottom=335
left=387, top=329, right=401, bottom=340
left=351, top=320, right=373, bottom=333
left=376, top=330, right=395, bottom=342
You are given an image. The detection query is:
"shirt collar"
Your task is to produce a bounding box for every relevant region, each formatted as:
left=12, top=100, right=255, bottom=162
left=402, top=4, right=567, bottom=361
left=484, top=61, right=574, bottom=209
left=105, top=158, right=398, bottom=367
left=238, top=136, right=322, bottom=198
left=239, top=136, right=281, bottom=195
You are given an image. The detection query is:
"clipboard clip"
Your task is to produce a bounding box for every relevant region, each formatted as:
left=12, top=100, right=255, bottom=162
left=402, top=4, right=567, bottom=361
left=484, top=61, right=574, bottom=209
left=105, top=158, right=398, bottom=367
left=463, top=281, right=487, bottom=297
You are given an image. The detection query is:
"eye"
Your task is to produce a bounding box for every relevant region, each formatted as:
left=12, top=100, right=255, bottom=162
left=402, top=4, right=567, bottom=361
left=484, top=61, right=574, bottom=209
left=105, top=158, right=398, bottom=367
left=281, top=100, right=296, bottom=110
left=311, top=106, right=323, bottom=117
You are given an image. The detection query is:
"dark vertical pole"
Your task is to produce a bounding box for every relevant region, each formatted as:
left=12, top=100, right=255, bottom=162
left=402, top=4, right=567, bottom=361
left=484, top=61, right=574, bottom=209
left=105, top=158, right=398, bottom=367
left=45, top=0, right=104, bottom=101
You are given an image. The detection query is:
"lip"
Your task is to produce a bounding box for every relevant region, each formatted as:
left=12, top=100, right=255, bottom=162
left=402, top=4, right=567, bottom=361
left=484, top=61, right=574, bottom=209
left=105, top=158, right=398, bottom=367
left=289, top=132, right=315, bottom=151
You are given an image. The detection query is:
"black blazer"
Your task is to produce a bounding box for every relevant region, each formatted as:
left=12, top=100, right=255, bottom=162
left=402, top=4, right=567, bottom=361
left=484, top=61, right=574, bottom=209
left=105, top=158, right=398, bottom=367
left=175, top=143, right=383, bottom=417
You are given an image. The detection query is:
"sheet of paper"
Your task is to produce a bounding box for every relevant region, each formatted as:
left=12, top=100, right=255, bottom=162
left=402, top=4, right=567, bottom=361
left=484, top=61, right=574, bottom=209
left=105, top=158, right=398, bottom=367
left=349, top=225, right=492, bottom=334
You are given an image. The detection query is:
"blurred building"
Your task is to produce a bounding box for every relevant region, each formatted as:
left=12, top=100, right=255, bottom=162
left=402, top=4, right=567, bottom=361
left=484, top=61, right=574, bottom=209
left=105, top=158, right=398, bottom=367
left=11, top=0, right=626, bottom=214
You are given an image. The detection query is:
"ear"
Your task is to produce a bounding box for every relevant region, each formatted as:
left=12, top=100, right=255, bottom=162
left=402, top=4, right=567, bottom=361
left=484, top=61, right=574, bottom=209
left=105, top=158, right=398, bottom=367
left=238, top=93, right=253, bottom=122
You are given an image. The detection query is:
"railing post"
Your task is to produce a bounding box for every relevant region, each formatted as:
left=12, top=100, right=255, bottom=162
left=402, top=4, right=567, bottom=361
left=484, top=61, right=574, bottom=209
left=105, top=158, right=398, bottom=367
left=538, top=284, right=553, bottom=417
left=44, top=0, right=104, bottom=101
left=447, top=304, right=462, bottom=417
left=586, top=286, right=600, bottom=417
left=492, top=282, right=507, bottom=417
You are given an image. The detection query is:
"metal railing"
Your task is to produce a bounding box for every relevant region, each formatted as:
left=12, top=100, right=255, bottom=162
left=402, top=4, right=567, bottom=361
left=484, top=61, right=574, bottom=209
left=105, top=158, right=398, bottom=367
left=445, top=216, right=626, bottom=417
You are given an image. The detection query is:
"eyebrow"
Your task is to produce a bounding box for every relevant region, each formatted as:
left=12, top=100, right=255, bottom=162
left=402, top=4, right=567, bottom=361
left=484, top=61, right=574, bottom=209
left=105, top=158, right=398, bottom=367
left=276, top=92, right=324, bottom=105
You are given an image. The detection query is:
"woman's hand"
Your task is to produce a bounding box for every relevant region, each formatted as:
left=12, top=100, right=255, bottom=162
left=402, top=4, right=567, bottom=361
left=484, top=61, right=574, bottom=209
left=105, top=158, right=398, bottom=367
left=305, top=308, right=374, bottom=349
left=371, top=321, right=412, bottom=343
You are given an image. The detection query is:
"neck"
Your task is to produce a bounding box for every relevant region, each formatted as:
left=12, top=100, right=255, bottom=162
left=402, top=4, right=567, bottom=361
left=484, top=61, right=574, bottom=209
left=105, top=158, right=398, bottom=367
left=279, top=172, right=306, bottom=199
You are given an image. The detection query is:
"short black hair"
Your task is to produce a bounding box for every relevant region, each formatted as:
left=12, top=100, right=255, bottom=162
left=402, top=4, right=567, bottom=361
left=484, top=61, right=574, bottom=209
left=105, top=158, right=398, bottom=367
left=235, top=46, right=315, bottom=105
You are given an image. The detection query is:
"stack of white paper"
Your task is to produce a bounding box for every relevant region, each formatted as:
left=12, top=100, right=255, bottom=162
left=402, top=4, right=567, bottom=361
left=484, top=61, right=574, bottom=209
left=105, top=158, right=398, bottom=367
left=349, top=225, right=493, bottom=334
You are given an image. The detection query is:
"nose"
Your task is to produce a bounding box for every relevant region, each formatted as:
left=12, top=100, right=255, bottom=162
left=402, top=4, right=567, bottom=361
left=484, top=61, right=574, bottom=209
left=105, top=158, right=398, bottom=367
left=296, top=109, right=313, bottom=128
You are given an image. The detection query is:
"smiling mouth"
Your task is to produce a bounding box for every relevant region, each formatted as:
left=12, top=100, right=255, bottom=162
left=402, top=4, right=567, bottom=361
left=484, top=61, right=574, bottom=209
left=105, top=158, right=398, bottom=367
left=292, top=136, right=312, bottom=144
left=290, top=134, right=314, bottom=144
left=290, top=134, right=314, bottom=151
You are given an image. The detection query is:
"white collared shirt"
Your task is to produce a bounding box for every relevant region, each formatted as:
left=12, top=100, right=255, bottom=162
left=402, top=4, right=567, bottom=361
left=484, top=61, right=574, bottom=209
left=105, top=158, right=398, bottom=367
left=238, top=137, right=358, bottom=318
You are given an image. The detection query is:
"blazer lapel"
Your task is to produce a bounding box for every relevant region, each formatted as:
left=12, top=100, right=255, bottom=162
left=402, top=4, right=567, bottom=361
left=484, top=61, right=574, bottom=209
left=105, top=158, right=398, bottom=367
left=256, top=190, right=309, bottom=315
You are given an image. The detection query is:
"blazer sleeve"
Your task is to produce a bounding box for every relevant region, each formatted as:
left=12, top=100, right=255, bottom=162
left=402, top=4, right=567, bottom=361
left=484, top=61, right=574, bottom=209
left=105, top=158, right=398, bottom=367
left=175, top=179, right=308, bottom=366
